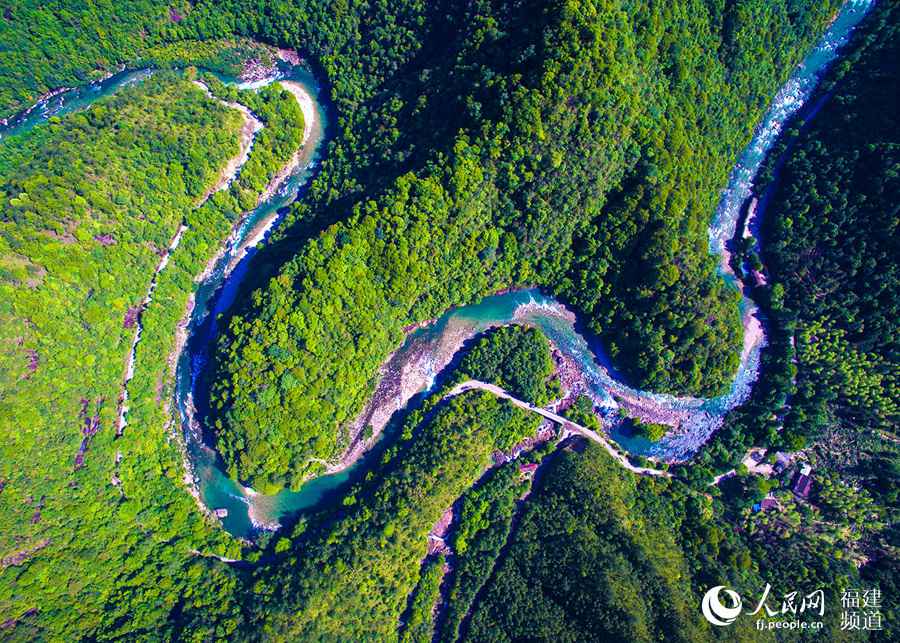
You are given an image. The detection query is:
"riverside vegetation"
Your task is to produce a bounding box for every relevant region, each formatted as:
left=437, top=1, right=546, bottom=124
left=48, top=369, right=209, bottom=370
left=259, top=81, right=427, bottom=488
left=0, top=0, right=897, bottom=641
left=0, top=73, right=249, bottom=639
left=676, top=2, right=898, bottom=635
left=205, top=0, right=843, bottom=492
left=732, top=0, right=897, bottom=617
left=0, top=52, right=305, bottom=638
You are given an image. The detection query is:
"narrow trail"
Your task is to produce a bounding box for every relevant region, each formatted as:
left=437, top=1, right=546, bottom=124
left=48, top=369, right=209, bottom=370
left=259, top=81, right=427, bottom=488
left=446, top=380, right=671, bottom=478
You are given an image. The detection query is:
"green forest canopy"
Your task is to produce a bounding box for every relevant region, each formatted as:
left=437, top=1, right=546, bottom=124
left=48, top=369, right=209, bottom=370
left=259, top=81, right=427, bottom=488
left=0, top=57, right=306, bottom=639
left=0, top=0, right=896, bottom=640
left=206, top=0, right=841, bottom=492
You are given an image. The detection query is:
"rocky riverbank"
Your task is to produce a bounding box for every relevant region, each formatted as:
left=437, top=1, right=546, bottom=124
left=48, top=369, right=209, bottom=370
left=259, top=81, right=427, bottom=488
left=192, top=79, right=264, bottom=205
left=331, top=315, right=480, bottom=475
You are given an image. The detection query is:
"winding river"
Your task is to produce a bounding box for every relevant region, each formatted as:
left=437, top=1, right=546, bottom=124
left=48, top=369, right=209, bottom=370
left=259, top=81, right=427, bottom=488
left=190, top=0, right=871, bottom=538
left=0, top=69, right=155, bottom=139
left=171, top=63, right=330, bottom=537
left=4, top=0, right=873, bottom=539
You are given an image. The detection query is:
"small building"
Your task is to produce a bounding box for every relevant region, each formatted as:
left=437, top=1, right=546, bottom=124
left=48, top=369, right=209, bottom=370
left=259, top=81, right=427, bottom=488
left=752, top=497, right=779, bottom=513
left=791, top=465, right=813, bottom=499
left=519, top=462, right=539, bottom=480
left=773, top=452, right=792, bottom=473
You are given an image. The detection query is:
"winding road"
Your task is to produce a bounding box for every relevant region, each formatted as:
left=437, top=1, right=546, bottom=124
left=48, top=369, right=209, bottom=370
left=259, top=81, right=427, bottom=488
left=447, top=380, right=671, bottom=478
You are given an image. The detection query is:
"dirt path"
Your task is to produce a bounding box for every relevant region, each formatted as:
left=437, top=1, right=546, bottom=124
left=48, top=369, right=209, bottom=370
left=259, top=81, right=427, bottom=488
left=447, top=380, right=671, bottom=478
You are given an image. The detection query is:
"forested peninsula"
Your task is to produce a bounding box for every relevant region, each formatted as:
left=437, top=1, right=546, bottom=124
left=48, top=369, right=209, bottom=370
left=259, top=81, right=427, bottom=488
left=206, top=0, right=840, bottom=492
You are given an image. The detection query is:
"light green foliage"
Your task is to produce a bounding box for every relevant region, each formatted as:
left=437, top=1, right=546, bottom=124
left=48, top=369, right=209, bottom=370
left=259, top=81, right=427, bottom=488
left=458, top=325, right=559, bottom=405
left=565, top=395, right=602, bottom=432
left=0, top=3, right=276, bottom=117
left=141, top=38, right=276, bottom=76
left=0, top=74, right=247, bottom=640
left=0, top=60, right=305, bottom=638
left=401, top=555, right=445, bottom=643
left=632, top=419, right=669, bottom=442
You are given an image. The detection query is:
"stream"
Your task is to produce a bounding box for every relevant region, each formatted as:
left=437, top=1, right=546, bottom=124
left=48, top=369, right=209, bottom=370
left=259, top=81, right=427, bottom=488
left=3, top=0, right=873, bottom=540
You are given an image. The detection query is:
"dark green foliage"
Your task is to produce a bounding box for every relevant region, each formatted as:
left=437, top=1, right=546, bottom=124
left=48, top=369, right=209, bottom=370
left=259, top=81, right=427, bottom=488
left=0, top=74, right=249, bottom=640
left=463, top=443, right=712, bottom=642
left=695, top=8, right=900, bottom=637
left=458, top=326, right=559, bottom=404
left=401, top=555, right=445, bottom=643
left=558, top=0, right=841, bottom=396
left=758, top=5, right=898, bottom=632
left=439, top=463, right=529, bottom=642
left=763, top=6, right=899, bottom=446
left=246, top=391, right=539, bottom=640
left=701, top=0, right=899, bottom=478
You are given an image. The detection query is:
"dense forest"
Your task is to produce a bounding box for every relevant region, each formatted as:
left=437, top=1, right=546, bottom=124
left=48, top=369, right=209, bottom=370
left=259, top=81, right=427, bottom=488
left=0, top=0, right=278, bottom=117
left=457, top=326, right=560, bottom=405
left=0, top=0, right=897, bottom=640
left=466, top=445, right=707, bottom=642
left=206, top=0, right=841, bottom=492
left=690, top=0, right=898, bottom=501
left=757, top=0, right=898, bottom=623
left=247, top=390, right=541, bottom=640
left=0, top=55, right=306, bottom=638
left=0, top=74, right=246, bottom=639
left=679, top=2, right=899, bottom=638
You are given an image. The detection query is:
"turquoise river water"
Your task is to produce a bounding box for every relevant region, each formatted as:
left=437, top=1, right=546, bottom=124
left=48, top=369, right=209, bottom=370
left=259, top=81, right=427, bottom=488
left=4, top=0, right=874, bottom=539
left=184, top=0, right=875, bottom=538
